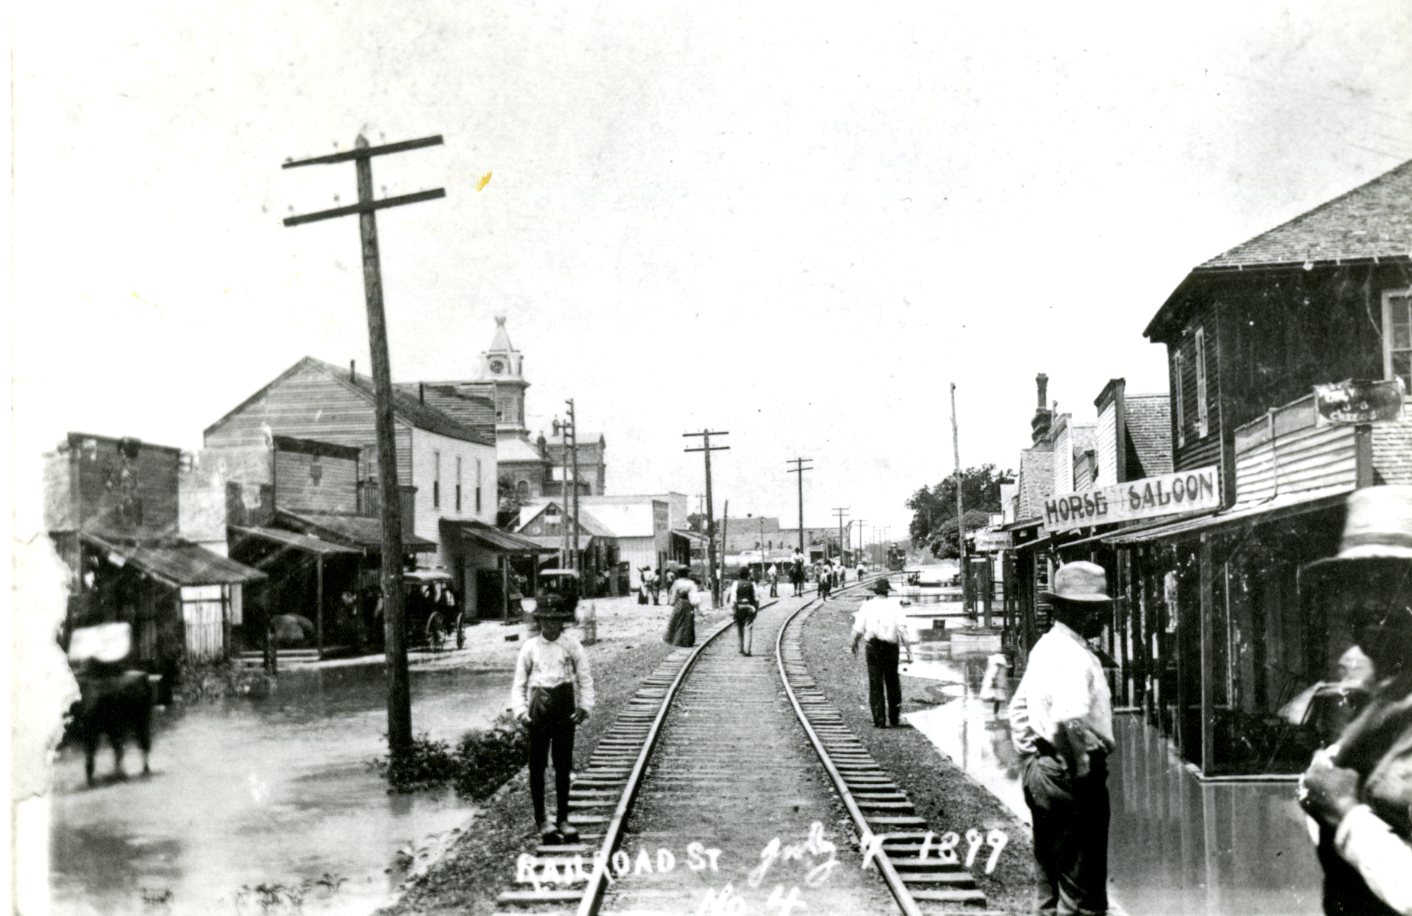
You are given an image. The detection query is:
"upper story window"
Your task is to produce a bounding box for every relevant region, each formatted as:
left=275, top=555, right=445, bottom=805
left=1194, top=326, right=1209, bottom=439
left=1384, top=288, right=1412, bottom=392
left=1174, top=349, right=1186, bottom=448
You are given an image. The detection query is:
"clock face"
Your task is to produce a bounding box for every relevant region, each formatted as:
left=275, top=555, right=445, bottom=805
left=489, top=359, right=505, bottom=374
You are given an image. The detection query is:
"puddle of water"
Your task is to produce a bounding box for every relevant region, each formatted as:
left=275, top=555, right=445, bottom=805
left=50, top=664, right=515, bottom=915
left=906, top=656, right=1324, bottom=915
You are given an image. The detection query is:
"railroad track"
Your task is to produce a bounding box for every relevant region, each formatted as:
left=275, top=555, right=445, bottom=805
left=494, top=576, right=989, bottom=915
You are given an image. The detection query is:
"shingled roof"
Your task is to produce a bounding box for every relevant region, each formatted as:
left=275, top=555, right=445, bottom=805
left=1198, top=160, right=1412, bottom=270
left=1125, top=394, right=1172, bottom=479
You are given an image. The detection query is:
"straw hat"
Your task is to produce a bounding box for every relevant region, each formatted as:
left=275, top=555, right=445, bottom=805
left=1040, top=561, right=1113, bottom=604
left=1302, top=486, right=1412, bottom=584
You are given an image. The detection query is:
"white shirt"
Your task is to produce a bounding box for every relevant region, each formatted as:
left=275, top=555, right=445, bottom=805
left=852, top=597, right=910, bottom=645
left=509, top=632, right=595, bottom=718
left=1334, top=804, right=1412, bottom=915
left=1009, top=621, right=1114, bottom=756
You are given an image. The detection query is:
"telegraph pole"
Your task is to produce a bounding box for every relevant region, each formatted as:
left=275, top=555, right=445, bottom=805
left=855, top=519, right=866, bottom=567
left=832, top=507, right=849, bottom=565
left=565, top=399, right=580, bottom=572
left=951, top=382, right=968, bottom=612
left=684, top=430, right=729, bottom=607
left=282, top=133, right=446, bottom=756
left=787, top=457, right=813, bottom=557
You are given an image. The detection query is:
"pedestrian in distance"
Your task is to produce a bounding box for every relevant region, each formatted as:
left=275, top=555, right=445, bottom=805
left=1295, top=486, right=1412, bottom=916
left=980, top=652, right=1011, bottom=717
left=1008, top=561, right=1116, bottom=916
left=510, top=601, right=595, bottom=845
left=849, top=577, right=913, bottom=728
left=663, top=565, right=698, bottom=647
left=638, top=566, right=651, bottom=605
left=767, top=563, right=779, bottom=599
left=791, top=549, right=806, bottom=597
left=649, top=567, right=661, bottom=605
left=727, top=567, right=759, bottom=656
left=818, top=563, right=832, bottom=600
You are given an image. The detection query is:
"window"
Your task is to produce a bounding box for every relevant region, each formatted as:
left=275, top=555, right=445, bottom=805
left=1194, top=326, right=1208, bottom=439
left=516, top=479, right=531, bottom=500
left=433, top=450, right=441, bottom=509
left=1174, top=349, right=1186, bottom=447
left=455, top=456, right=462, bottom=512
left=476, top=459, right=483, bottom=513
left=1384, top=288, right=1412, bottom=391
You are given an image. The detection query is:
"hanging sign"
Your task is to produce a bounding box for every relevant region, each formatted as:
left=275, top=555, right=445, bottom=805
left=972, top=529, right=1013, bottom=552
left=1042, top=466, right=1220, bottom=534
left=1313, top=379, right=1406, bottom=427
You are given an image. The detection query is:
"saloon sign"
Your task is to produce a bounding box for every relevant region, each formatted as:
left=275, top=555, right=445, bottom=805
left=1042, top=466, right=1221, bottom=534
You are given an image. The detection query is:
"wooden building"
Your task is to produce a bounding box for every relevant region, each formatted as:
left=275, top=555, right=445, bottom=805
left=1094, top=159, right=1412, bottom=776
left=204, top=356, right=512, bottom=617
left=44, top=433, right=266, bottom=673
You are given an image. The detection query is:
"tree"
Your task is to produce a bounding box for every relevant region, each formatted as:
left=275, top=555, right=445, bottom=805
left=685, top=512, right=706, bottom=534
left=497, top=476, right=526, bottom=527
left=905, top=464, right=1012, bottom=558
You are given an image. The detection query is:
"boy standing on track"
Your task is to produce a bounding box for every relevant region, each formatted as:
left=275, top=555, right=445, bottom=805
left=849, top=578, right=914, bottom=728
left=727, top=567, right=759, bottom=656
left=511, top=603, right=595, bottom=844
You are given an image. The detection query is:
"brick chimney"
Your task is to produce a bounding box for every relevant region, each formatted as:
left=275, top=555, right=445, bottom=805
left=1031, top=372, right=1053, bottom=444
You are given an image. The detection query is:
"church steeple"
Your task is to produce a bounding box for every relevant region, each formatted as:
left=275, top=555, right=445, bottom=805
left=479, top=315, right=529, bottom=434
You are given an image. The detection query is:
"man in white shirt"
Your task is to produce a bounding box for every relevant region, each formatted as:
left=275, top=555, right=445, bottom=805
left=511, top=604, right=595, bottom=843
left=1009, top=561, right=1115, bottom=916
left=849, top=577, right=913, bottom=727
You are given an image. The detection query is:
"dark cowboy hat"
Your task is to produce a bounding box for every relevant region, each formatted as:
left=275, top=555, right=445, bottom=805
left=870, top=578, right=893, bottom=595
left=1039, top=561, right=1112, bottom=604
left=1301, top=486, right=1412, bottom=589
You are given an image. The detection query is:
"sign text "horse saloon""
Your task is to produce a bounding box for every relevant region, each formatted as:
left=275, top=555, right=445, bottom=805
left=1042, top=466, right=1220, bottom=534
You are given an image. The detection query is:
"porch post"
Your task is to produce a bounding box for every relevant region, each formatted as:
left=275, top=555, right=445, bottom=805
left=1199, top=533, right=1214, bottom=774
left=501, top=554, right=510, bottom=621
left=316, top=555, right=325, bottom=657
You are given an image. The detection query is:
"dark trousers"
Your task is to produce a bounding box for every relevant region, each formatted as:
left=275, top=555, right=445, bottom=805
left=528, top=685, right=577, bottom=826
left=865, top=639, right=901, bottom=726
left=1022, top=752, right=1109, bottom=916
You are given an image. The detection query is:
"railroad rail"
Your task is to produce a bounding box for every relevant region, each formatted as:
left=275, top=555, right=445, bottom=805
left=494, top=575, right=989, bottom=915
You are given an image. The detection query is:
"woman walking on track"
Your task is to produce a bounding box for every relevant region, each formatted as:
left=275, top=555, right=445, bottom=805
left=728, top=567, right=759, bottom=656
left=663, top=566, right=699, bottom=647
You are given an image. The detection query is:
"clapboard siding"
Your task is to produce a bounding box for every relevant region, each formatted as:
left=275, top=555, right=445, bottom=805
left=1095, top=402, right=1118, bottom=487
left=274, top=449, right=359, bottom=514
left=205, top=362, right=414, bottom=486
left=1234, top=396, right=1359, bottom=503
left=1170, top=305, right=1221, bottom=473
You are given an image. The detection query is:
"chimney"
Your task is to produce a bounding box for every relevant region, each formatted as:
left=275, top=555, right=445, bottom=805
left=419, top=383, right=425, bottom=404
left=349, top=360, right=356, bottom=380
left=1031, top=372, right=1053, bottom=444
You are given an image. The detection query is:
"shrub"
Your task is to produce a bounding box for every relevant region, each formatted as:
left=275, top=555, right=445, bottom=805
left=175, top=658, right=274, bottom=704
left=375, top=711, right=529, bottom=799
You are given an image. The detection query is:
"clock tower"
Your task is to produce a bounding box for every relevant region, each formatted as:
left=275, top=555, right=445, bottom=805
left=479, top=314, right=529, bottom=436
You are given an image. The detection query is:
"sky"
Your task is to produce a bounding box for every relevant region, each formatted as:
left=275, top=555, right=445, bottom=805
left=10, top=0, right=1412, bottom=543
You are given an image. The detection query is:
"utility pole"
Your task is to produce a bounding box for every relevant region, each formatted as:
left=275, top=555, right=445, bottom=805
left=721, top=501, right=730, bottom=590
left=684, top=430, right=729, bottom=607
left=554, top=414, right=570, bottom=567
left=787, top=457, right=813, bottom=557
left=565, top=400, right=580, bottom=572
left=282, top=133, right=445, bottom=756
left=951, top=382, right=968, bottom=612
left=832, top=507, right=849, bottom=566
left=855, top=519, right=866, bottom=567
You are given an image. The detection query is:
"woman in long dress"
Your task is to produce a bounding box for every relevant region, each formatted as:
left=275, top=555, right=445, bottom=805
left=663, top=569, right=698, bottom=647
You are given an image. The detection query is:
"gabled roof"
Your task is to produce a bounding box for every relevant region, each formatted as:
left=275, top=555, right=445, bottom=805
left=1199, top=160, right=1412, bottom=271
left=394, top=384, right=497, bottom=444
left=1148, top=160, right=1412, bottom=338
left=1124, top=394, right=1172, bottom=479
left=206, top=357, right=488, bottom=445
left=1016, top=446, right=1054, bottom=521
left=514, top=501, right=614, bottom=538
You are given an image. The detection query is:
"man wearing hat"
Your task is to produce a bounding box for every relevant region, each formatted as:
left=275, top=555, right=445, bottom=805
left=1009, top=561, right=1116, bottom=916
left=849, top=577, right=914, bottom=728
left=1296, top=486, right=1412, bottom=916
left=510, top=601, right=595, bottom=843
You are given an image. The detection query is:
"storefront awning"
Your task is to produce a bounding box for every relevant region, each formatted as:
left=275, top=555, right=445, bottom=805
left=279, top=511, right=437, bottom=552
left=442, top=519, right=557, bottom=554
left=1102, top=486, right=1352, bottom=547
left=670, top=528, right=709, bottom=544
left=82, top=533, right=266, bottom=588
left=229, top=525, right=359, bottom=557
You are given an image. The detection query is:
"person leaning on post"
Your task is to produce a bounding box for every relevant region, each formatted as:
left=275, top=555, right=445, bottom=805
left=510, top=599, right=595, bottom=845
left=1009, top=560, right=1116, bottom=916
left=1296, top=485, right=1412, bottom=916
left=849, top=577, right=913, bottom=728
